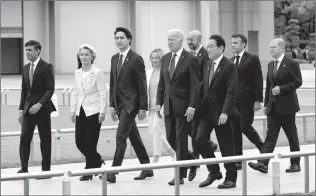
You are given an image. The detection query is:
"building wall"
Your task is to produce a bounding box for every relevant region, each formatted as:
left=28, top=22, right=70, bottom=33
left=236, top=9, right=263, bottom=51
left=1, top=1, right=22, bottom=27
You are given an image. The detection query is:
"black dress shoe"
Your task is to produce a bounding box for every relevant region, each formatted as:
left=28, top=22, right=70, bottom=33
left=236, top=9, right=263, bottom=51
left=248, top=162, right=268, bottom=173
left=168, top=177, right=184, bottom=185
left=17, top=169, right=28, bottom=173
left=188, top=166, right=197, bottom=181
left=79, top=175, right=93, bottom=181
left=199, top=172, right=223, bottom=188
left=99, top=173, right=116, bottom=183
left=217, top=180, right=236, bottom=189
left=236, top=163, right=242, bottom=170
left=212, top=143, right=218, bottom=152
left=285, top=164, right=301, bottom=173
left=134, top=170, right=154, bottom=180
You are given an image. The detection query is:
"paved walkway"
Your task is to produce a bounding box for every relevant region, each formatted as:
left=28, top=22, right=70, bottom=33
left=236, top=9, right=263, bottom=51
left=1, top=144, right=315, bottom=195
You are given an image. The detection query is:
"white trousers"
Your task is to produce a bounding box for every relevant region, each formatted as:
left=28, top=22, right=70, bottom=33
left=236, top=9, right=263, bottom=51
left=148, top=110, right=173, bottom=156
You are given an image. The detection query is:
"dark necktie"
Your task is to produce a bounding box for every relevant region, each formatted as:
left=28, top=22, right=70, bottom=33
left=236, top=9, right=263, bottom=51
left=273, top=60, right=278, bottom=79
left=29, top=63, right=34, bottom=87
left=235, top=55, right=240, bottom=66
left=168, top=53, right=177, bottom=80
left=117, top=54, right=123, bottom=76
left=190, top=51, right=196, bottom=56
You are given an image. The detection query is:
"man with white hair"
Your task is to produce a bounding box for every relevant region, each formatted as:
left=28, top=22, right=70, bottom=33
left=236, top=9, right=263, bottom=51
left=248, top=38, right=302, bottom=173
left=156, top=29, right=201, bottom=185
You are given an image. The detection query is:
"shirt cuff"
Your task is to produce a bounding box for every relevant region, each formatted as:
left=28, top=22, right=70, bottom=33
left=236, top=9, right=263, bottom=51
left=188, top=107, right=195, bottom=111
left=140, top=110, right=146, bottom=112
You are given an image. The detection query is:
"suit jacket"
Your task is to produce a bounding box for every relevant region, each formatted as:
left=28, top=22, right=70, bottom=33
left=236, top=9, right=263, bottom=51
left=19, top=58, right=56, bottom=114
left=71, top=65, right=107, bottom=116
left=264, top=55, right=302, bottom=115
left=156, top=49, right=201, bottom=116
left=231, top=51, right=263, bottom=110
left=196, top=46, right=210, bottom=77
left=195, top=56, right=236, bottom=125
left=110, top=49, right=148, bottom=114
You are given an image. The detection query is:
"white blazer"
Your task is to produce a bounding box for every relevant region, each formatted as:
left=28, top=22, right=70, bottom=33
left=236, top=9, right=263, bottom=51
left=71, top=65, right=107, bottom=116
left=146, top=67, right=164, bottom=113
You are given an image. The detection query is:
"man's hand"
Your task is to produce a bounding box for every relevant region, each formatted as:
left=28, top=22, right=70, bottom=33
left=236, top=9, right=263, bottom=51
left=272, top=86, right=281, bottom=96
left=156, top=105, right=162, bottom=119
left=253, top=101, right=261, bottom=111
left=184, top=108, right=195, bottom=122
left=29, top=103, right=42, bottom=114
left=99, top=113, right=105, bottom=123
left=70, top=112, right=76, bottom=123
left=18, top=111, right=23, bottom=125
left=110, top=108, right=118, bottom=122
left=218, top=113, right=228, bottom=125
left=138, top=110, right=146, bottom=121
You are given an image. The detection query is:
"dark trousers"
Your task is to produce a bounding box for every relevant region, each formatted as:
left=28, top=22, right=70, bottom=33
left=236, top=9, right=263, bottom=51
left=260, top=104, right=300, bottom=166
left=20, top=109, right=51, bottom=171
left=165, top=114, right=195, bottom=178
left=195, top=114, right=237, bottom=182
left=231, top=106, right=264, bottom=164
left=112, top=106, right=150, bottom=168
left=75, top=107, right=102, bottom=169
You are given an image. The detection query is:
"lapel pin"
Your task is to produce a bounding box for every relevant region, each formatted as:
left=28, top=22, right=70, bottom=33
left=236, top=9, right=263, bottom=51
left=283, top=64, right=286, bottom=67
left=198, top=54, right=201, bottom=56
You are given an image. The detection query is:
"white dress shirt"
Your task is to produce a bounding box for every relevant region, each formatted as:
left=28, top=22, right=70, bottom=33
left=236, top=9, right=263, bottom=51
left=212, top=54, right=224, bottom=71
left=30, top=57, right=40, bottom=73
left=274, top=53, right=285, bottom=71
left=191, top=45, right=202, bottom=56
left=119, top=47, right=131, bottom=63
left=170, top=47, right=184, bottom=69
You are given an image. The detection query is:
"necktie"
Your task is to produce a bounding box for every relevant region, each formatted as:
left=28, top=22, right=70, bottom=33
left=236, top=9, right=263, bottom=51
left=117, top=54, right=123, bottom=76
left=168, top=53, right=177, bottom=80
left=208, top=61, right=215, bottom=85
left=29, top=63, right=34, bottom=87
left=273, top=60, right=278, bottom=79
left=235, top=55, right=240, bottom=66
left=190, top=51, right=196, bottom=56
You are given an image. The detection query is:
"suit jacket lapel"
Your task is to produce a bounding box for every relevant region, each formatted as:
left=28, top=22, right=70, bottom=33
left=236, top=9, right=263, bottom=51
left=32, top=59, right=43, bottom=86
left=113, top=53, right=119, bottom=81
left=117, top=50, right=132, bottom=80
left=275, top=58, right=286, bottom=79
left=238, top=52, right=248, bottom=68
left=25, top=63, right=31, bottom=89
left=76, top=69, right=84, bottom=93
left=165, top=53, right=172, bottom=81
left=82, top=66, right=96, bottom=90
left=204, top=60, right=211, bottom=94
left=209, top=58, right=225, bottom=88
left=171, top=51, right=185, bottom=81
left=268, top=61, right=274, bottom=84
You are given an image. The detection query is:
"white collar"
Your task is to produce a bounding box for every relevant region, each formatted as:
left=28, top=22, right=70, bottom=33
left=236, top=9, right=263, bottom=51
left=192, top=45, right=202, bottom=54
left=173, top=47, right=183, bottom=57
left=235, top=50, right=245, bottom=59
left=213, top=54, right=224, bottom=65
left=120, top=47, right=131, bottom=57
left=275, top=53, right=285, bottom=63
left=31, top=57, right=40, bottom=66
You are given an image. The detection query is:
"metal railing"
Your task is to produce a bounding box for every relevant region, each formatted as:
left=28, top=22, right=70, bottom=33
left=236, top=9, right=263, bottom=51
left=1, top=113, right=314, bottom=163
left=1, top=151, right=314, bottom=195
left=1, top=85, right=314, bottom=105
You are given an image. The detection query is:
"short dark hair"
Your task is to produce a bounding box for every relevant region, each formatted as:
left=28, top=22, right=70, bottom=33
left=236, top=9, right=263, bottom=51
left=209, top=34, right=226, bottom=52
left=231, top=33, right=248, bottom=48
left=114, top=27, right=132, bottom=45
left=25, top=40, right=41, bottom=53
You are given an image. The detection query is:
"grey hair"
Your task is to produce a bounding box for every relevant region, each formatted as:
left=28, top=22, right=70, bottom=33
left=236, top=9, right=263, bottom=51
left=77, top=44, right=97, bottom=64
left=168, top=29, right=184, bottom=40
left=273, top=38, right=286, bottom=49
left=188, top=30, right=202, bottom=42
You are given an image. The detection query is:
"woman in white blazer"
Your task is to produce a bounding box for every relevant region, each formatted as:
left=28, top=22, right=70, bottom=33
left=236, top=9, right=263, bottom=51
left=70, top=44, right=107, bottom=181
left=147, top=48, right=175, bottom=163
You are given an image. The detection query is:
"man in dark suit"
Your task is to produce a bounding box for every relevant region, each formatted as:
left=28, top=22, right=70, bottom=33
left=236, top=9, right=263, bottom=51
left=248, top=38, right=302, bottom=173
left=104, top=27, right=153, bottom=183
left=18, top=40, right=56, bottom=177
left=194, top=34, right=237, bottom=189
left=156, top=29, right=201, bottom=185
left=187, top=30, right=218, bottom=181
left=230, top=33, right=264, bottom=170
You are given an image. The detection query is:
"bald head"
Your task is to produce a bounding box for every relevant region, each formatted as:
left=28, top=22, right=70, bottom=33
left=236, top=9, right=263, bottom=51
left=187, top=30, right=202, bottom=51
left=168, top=29, right=184, bottom=53
left=270, top=38, right=285, bottom=59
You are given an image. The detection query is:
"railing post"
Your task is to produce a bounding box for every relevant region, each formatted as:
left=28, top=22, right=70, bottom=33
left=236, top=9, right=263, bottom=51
left=174, top=166, right=180, bottom=196
left=62, top=88, right=67, bottom=105
left=303, top=117, right=307, bottom=144
left=30, top=138, right=35, bottom=163
left=24, top=178, right=29, bottom=196
left=272, top=158, right=281, bottom=195
left=5, top=89, right=10, bottom=105
left=304, top=155, right=309, bottom=193
left=242, top=161, right=247, bottom=195
left=55, top=129, right=61, bottom=163
left=262, top=119, right=267, bottom=139
left=67, top=88, right=72, bottom=105
left=102, top=173, right=108, bottom=196
left=62, top=173, right=71, bottom=196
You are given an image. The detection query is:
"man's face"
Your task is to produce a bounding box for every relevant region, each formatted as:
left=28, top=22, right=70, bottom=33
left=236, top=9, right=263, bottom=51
left=168, top=32, right=183, bottom=53
left=231, top=37, right=244, bottom=54
left=206, top=39, right=223, bottom=60
left=187, top=35, right=199, bottom=51
left=25, top=46, right=39, bottom=62
left=115, top=31, right=130, bottom=50
left=269, top=40, right=283, bottom=59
